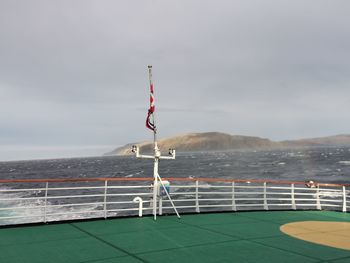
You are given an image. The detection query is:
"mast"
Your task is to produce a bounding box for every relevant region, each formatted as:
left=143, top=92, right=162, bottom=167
left=132, top=65, right=180, bottom=220
left=148, top=65, right=157, bottom=144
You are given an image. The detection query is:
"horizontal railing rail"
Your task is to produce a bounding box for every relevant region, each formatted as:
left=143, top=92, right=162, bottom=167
left=1, top=177, right=350, bottom=186
left=0, top=178, right=348, bottom=226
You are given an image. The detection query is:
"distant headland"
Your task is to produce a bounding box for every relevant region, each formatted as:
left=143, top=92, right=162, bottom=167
left=105, top=132, right=350, bottom=156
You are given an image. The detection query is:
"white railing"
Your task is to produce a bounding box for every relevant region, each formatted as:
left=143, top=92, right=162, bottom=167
left=0, top=178, right=348, bottom=226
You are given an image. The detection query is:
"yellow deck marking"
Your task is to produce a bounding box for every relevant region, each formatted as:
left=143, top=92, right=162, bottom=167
left=281, top=221, right=350, bottom=250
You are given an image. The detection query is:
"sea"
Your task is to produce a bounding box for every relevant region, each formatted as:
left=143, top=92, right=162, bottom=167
left=0, top=147, right=349, bottom=224
left=1, top=147, right=349, bottom=183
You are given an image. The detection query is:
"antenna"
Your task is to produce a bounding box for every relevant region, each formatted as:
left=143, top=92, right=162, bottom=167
left=132, top=65, right=180, bottom=220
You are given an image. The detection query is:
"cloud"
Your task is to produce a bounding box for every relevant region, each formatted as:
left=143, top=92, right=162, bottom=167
left=0, top=0, right=349, bottom=160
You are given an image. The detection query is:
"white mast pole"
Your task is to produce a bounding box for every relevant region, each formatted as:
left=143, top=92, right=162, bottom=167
left=132, top=65, right=180, bottom=220
left=148, top=65, right=159, bottom=220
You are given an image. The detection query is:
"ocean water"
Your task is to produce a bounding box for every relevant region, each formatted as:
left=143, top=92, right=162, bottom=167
left=0, top=147, right=349, bottom=224
left=1, top=147, right=349, bottom=183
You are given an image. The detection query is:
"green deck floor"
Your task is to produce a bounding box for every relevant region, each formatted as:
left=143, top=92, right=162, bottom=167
left=0, top=211, right=349, bottom=263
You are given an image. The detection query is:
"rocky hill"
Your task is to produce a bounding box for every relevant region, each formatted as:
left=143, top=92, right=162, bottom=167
left=106, top=132, right=278, bottom=155
left=105, top=132, right=350, bottom=156
left=280, top=134, right=350, bottom=148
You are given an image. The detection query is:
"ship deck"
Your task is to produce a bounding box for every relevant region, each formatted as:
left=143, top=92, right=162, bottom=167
left=0, top=211, right=349, bottom=263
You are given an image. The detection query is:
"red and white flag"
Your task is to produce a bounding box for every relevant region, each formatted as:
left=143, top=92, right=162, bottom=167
left=146, top=67, right=156, bottom=132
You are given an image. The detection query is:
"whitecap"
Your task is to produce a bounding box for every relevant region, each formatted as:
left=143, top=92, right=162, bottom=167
left=316, top=191, right=342, bottom=198
left=338, top=161, right=350, bottom=165
left=199, top=183, right=212, bottom=189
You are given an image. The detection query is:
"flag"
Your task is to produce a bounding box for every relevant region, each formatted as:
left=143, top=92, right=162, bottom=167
left=146, top=77, right=156, bottom=132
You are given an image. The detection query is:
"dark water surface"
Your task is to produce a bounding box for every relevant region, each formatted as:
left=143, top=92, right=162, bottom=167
left=1, top=147, right=350, bottom=184
left=0, top=147, right=349, bottom=224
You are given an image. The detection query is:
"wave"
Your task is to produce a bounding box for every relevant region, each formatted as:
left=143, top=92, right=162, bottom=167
left=338, top=161, right=350, bottom=165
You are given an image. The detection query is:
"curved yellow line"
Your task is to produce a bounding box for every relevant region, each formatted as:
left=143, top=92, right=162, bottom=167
left=280, top=221, right=350, bottom=250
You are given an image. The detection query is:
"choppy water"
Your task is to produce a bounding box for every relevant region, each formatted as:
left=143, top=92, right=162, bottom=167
left=0, top=147, right=349, bottom=224
left=1, top=147, right=350, bottom=184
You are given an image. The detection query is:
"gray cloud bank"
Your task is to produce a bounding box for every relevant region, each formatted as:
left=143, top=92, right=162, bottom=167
left=0, top=0, right=349, bottom=161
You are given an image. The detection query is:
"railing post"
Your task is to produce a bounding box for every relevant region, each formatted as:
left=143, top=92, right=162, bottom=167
left=159, top=198, right=163, bottom=215
left=342, top=186, right=347, bottom=213
left=133, top=197, right=143, bottom=217
left=263, top=182, right=268, bottom=210
left=195, top=180, right=200, bottom=213
left=316, top=185, right=321, bottom=210
left=103, top=180, right=108, bottom=219
left=232, top=182, right=236, bottom=211
left=152, top=182, right=158, bottom=218
left=291, top=184, right=296, bottom=210
left=44, top=182, right=48, bottom=223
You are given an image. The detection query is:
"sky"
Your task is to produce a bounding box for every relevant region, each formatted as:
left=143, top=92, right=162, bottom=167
left=0, top=0, right=350, bottom=161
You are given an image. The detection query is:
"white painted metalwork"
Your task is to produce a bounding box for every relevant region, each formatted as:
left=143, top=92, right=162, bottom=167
left=316, top=186, right=321, bottom=210
left=195, top=180, right=200, bottom=213
left=131, top=65, right=180, bottom=221
left=263, top=182, right=268, bottom=210
left=291, top=184, right=296, bottom=210
left=103, top=180, right=108, bottom=219
left=133, top=197, right=143, bottom=217
left=43, top=182, right=48, bottom=223
left=0, top=178, right=349, bottom=226
left=231, top=182, right=236, bottom=211
left=343, top=186, right=347, bottom=213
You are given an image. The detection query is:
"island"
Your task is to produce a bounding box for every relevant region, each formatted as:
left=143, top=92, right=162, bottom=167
left=105, top=132, right=350, bottom=156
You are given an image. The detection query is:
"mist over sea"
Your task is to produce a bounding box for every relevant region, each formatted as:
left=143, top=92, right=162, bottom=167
left=1, top=147, right=350, bottom=184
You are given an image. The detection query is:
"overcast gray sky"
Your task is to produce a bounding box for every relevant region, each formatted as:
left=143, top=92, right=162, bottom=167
left=0, top=0, right=349, bottom=161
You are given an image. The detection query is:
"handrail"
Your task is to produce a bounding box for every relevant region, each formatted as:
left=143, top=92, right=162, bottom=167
left=0, top=177, right=348, bottom=226
left=0, top=178, right=153, bottom=183
left=0, top=177, right=349, bottom=187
